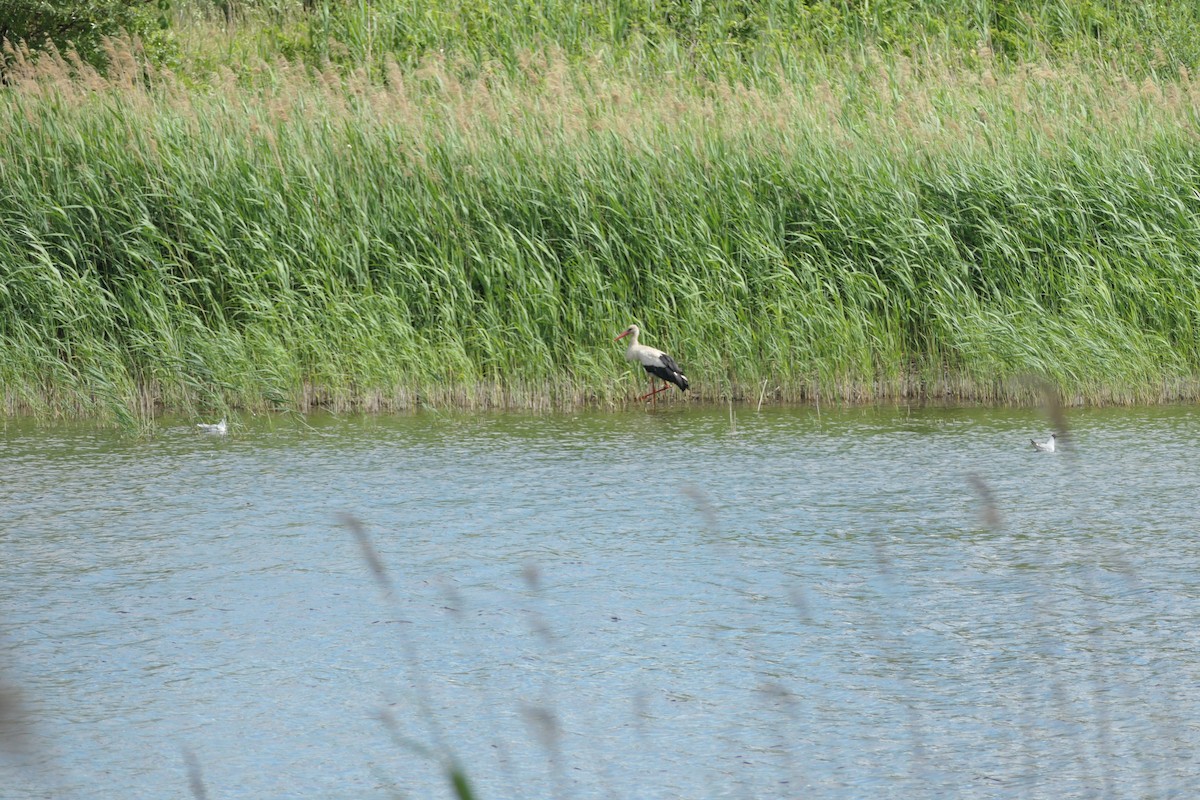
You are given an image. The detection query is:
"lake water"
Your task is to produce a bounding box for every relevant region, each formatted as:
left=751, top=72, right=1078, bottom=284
left=2, top=403, right=1199, bottom=798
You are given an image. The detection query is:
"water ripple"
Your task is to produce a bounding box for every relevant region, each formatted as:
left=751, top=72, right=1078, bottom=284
left=2, top=405, right=1199, bottom=798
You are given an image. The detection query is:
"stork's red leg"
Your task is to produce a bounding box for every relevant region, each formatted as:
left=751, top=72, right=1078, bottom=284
left=638, top=381, right=671, bottom=402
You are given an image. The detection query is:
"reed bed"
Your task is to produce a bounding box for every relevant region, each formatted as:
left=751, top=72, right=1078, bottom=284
left=3, top=40, right=1200, bottom=419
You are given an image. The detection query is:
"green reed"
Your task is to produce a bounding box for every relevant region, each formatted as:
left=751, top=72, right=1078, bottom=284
left=165, top=0, right=1200, bottom=84
left=2, top=45, right=1200, bottom=419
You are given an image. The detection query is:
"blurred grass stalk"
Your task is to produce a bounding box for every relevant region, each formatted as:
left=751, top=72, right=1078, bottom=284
left=3, top=37, right=1200, bottom=422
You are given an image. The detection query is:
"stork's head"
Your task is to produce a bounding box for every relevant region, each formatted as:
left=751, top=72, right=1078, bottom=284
left=615, top=324, right=640, bottom=342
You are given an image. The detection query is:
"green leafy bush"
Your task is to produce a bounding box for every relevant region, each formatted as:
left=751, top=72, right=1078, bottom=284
left=0, top=0, right=171, bottom=75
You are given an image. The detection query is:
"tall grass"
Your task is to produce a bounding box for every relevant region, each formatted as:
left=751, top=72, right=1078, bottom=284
left=3, top=40, right=1200, bottom=419
left=164, top=0, right=1200, bottom=82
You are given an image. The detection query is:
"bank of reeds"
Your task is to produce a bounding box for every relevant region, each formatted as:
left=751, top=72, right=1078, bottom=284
left=2, top=40, right=1200, bottom=419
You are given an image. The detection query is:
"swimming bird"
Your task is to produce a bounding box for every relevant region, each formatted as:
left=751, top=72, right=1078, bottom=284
left=615, top=324, right=689, bottom=402
left=197, top=419, right=228, bottom=435
left=1030, top=433, right=1056, bottom=452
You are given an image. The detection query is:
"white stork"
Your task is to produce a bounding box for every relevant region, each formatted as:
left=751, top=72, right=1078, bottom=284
left=1030, top=433, right=1056, bottom=452
left=615, top=324, right=690, bottom=402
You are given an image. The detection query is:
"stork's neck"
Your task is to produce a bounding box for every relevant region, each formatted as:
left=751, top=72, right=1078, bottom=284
left=623, top=328, right=641, bottom=360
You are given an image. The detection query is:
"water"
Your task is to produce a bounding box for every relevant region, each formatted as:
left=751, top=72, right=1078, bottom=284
left=2, top=404, right=1199, bottom=799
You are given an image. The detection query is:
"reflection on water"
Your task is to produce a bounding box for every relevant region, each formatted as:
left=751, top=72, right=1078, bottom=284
left=2, top=404, right=1199, bottom=798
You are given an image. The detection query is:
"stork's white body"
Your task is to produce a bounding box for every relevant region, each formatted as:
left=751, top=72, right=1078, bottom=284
left=624, top=337, right=670, bottom=370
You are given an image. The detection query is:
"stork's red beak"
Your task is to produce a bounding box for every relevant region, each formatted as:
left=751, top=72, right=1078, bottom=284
left=614, top=330, right=631, bottom=341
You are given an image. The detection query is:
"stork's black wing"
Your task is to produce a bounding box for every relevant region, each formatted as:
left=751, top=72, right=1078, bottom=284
left=643, top=353, right=689, bottom=391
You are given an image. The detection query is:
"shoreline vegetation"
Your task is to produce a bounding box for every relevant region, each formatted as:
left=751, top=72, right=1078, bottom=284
left=3, top=2, right=1200, bottom=422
